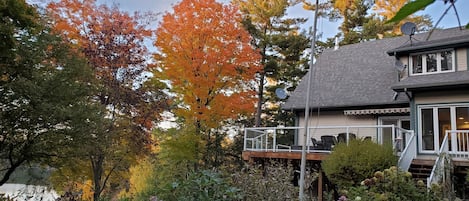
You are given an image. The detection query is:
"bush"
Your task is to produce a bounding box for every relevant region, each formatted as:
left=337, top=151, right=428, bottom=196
left=344, top=166, right=441, bottom=201
left=163, top=170, right=241, bottom=201
left=232, top=161, right=315, bottom=201
left=322, top=139, right=397, bottom=189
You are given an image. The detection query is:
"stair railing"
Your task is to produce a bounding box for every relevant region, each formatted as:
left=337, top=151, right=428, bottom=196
left=397, top=129, right=416, bottom=171
left=427, top=132, right=450, bottom=188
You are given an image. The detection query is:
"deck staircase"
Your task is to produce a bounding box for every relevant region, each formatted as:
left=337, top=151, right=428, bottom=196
left=408, top=159, right=434, bottom=184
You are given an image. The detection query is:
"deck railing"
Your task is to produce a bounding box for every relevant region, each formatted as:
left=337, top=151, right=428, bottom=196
left=449, top=130, right=469, bottom=158
left=396, top=129, right=416, bottom=171
left=243, top=125, right=413, bottom=154
left=427, top=131, right=450, bottom=188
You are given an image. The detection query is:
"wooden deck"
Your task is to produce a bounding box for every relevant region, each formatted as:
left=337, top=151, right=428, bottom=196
left=242, top=151, right=330, bottom=162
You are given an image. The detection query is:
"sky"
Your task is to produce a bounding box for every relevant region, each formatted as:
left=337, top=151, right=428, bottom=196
left=96, top=0, right=469, bottom=41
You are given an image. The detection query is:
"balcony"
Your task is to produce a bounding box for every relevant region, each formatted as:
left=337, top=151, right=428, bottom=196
left=242, top=125, right=416, bottom=170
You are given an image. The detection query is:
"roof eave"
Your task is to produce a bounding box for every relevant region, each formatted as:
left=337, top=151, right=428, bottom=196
left=387, top=40, right=469, bottom=56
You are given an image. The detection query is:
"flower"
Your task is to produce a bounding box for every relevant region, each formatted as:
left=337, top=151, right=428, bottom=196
left=338, top=195, right=348, bottom=201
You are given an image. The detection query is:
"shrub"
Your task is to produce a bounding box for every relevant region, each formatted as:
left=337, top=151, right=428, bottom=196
left=232, top=161, right=316, bottom=201
left=344, top=166, right=441, bottom=201
left=322, top=139, right=397, bottom=189
left=163, top=170, right=241, bottom=201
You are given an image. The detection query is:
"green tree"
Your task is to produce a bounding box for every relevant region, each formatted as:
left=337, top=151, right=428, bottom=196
left=234, top=0, right=310, bottom=127
left=131, top=126, right=203, bottom=200
left=388, top=0, right=467, bottom=29
left=0, top=0, right=39, bottom=62
left=0, top=5, right=103, bottom=186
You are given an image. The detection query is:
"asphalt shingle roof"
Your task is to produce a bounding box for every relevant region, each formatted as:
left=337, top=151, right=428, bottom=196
left=283, top=27, right=469, bottom=111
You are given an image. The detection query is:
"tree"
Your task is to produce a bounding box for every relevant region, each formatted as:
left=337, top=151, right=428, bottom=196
left=303, top=0, right=432, bottom=47
left=0, top=0, right=39, bottom=62
left=388, top=0, right=467, bottom=29
left=374, top=0, right=432, bottom=34
left=47, top=1, right=167, bottom=200
left=0, top=2, right=103, bottom=186
left=154, top=0, right=261, bottom=167
left=234, top=0, right=310, bottom=127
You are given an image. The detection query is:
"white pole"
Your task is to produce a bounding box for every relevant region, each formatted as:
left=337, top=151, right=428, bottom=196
left=299, top=0, right=319, bottom=200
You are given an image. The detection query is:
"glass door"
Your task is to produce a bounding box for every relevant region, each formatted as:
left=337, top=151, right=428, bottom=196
left=419, top=104, right=469, bottom=153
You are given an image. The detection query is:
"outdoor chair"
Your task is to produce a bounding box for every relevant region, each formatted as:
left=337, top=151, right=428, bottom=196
left=337, top=133, right=356, bottom=143
left=311, top=138, right=324, bottom=150
left=321, top=135, right=337, bottom=150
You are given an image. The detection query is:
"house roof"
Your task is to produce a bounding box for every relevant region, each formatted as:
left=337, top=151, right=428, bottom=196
left=283, top=27, right=469, bottom=111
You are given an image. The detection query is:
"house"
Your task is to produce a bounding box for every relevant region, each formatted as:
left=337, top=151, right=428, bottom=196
left=242, top=27, right=469, bottom=199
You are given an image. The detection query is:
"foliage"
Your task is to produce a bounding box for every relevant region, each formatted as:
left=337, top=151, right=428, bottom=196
left=0, top=0, right=40, bottom=60
left=232, top=161, right=314, bottom=201
left=388, top=0, right=468, bottom=28
left=118, top=158, right=155, bottom=199
left=0, top=3, right=104, bottom=186
left=165, top=170, right=242, bottom=201
left=47, top=1, right=167, bottom=200
left=127, top=126, right=203, bottom=200
left=344, top=167, right=441, bottom=201
left=234, top=0, right=309, bottom=127
left=387, top=0, right=435, bottom=23
left=322, top=140, right=397, bottom=190
left=303, top=0, right=432, bottom=48
left=154, top=0, right=261, bottom=167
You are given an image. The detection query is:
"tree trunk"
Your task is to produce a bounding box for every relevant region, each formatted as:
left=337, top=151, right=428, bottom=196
left=255, top=72, right=265, bottom=127
left=0, top=159, right=24, bottom=186
left=91, top=154, right=105, bottom=201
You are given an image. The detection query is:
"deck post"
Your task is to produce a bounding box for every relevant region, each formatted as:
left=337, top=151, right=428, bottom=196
left=318, top=168, right=323, bottom=201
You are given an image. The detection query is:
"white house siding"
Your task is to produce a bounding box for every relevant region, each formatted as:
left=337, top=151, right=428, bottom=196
left=297, top=111, right=377, bottom=145
left=456, top=48, right=467, bottom=71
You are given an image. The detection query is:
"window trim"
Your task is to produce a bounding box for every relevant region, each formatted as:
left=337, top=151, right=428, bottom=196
left=417, top=103, right=469, bottom=154
left=409, top=49, right=456, bottom=76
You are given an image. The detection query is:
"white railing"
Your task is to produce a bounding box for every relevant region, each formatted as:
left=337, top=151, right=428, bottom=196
left=427, top=131, right=450, bottom=188
left=449, top=130, right=469, bottom=158
left=244, top=125, right=411, bottom=154
left=397, top=129, right=416, bottom=171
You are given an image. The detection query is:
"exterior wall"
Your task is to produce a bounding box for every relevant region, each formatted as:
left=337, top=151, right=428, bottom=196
left=414, top=90, right=469, bottom=104
left=413, top=90, right=469, bottom=153
left=297, top=111, right=377, bottom=145
left=456, top=48, right=467, bottom=71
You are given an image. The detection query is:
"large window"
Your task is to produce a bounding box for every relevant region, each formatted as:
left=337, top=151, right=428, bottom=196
left=418, top=104, right=469, bottom=152
left=410, top=50, right=454, bottom=75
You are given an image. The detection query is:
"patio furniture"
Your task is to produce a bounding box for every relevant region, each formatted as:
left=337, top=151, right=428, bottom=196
left=311, top=138, right=325, bottom=150
left=337, top=133, right=356, bottom=143
left=321, top=135, right=337, bottom=150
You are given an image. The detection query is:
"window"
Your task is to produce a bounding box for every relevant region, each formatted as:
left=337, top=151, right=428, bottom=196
left=410, top=50, right=454, bottom=75
left=418, top=104, right=469, bottom=152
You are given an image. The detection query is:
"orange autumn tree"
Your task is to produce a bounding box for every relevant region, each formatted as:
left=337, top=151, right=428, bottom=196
left=47, top=1, right=166, bottom=200
left=155, top=0, right=261, bottom=167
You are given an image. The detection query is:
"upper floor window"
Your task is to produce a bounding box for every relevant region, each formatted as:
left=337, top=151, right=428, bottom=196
left=409, top=50, right=454, bottom=75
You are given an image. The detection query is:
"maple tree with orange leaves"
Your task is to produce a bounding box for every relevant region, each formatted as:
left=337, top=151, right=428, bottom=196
left=155, top=0, right=261, bottom=166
